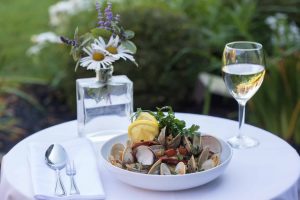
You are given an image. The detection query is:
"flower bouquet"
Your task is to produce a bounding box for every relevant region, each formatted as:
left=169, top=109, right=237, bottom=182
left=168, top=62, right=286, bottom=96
left=61, top=1, right=137, bottom=138
left=61, top=1, right=138, bottom=72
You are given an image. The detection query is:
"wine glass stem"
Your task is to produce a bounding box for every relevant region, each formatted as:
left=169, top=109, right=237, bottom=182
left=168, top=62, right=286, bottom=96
left=238, top=102, right=246, bottom=139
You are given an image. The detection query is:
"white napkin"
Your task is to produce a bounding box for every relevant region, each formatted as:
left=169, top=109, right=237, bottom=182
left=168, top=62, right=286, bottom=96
left=28, top=138, right=105, bottom=200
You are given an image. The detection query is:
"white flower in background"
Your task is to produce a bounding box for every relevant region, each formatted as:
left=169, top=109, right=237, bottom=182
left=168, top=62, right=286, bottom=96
left=27, top=45, right=44, bottom=55
left=49, top=0, right=93, bottom=26
left=31, top=32, right=61, bottom=43
left=265, top=13, right=287, bottom=30
left=80, top=42, right=117, bottom=70
left=265, top=16, right=276, bottom=30
left=289, top=22, right=300, bottom=40
left=95, top=35, right=136, bottom=63
left=265, top=13, right=300, bottom=46
left=27, top=32, right=61, bottom=55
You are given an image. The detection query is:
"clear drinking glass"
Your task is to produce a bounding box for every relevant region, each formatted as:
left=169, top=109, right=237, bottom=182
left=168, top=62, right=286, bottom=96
left=222, top=41, right=265, bottom=149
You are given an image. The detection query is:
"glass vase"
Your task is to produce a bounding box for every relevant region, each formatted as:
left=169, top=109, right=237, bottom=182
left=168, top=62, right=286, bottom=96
left=76, top=66, right=133, bottom=140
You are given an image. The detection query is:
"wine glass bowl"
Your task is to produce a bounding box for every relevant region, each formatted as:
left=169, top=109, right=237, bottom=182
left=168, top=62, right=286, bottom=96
left=222, top=41, right=265, bottom=149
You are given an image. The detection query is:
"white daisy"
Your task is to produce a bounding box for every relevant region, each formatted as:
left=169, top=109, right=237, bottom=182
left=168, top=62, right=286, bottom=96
left=80, top=43, right=116, bottom=70
left=95, top=35, right=137, bottom=64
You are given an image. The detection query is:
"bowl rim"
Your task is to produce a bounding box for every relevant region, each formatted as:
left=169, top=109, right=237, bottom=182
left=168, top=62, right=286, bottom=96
left=100, top=133, right=233, bottom=177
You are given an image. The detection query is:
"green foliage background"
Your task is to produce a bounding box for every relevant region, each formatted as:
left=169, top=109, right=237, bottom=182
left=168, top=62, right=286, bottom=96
left=0, top=0, right=299, bottom=147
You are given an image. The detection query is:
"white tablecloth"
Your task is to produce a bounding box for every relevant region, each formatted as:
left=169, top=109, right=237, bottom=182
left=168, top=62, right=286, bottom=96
left=1, top=113, right=300, bottom=200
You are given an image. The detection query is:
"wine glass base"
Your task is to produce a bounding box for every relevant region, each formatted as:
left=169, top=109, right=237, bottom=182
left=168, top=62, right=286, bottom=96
left=227, top=135, right=259, bottom=149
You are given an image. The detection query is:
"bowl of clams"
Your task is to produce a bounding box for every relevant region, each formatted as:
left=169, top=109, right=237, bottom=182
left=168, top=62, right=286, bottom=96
left=100, top=107, right=232, bottom=191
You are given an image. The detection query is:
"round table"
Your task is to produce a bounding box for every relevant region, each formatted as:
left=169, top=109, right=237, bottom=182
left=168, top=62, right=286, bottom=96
left=1, top=113, right=300, bottom=200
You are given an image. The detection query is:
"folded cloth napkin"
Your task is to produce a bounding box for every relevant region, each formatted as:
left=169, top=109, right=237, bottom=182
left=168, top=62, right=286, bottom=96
left=28, top=138, right=105, bottom=200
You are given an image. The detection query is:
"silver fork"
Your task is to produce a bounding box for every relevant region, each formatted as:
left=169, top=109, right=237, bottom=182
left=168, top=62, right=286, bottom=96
left=66, top=160, right=80, bottom=195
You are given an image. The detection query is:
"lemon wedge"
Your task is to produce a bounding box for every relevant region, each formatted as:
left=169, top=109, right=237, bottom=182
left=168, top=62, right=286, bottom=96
left=128, top=119, right=159, bottom=143
left=136, top=112, right=157, bottom=122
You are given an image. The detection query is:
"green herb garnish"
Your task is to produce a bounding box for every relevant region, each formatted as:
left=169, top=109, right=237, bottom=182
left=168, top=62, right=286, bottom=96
left=177, top=154, right=184, bottom=161
left=131, top=106, right=200, bottom=137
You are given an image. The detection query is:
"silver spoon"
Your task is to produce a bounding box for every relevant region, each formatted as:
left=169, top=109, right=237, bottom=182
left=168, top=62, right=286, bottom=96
left=45, top=144, right=67, bottom=196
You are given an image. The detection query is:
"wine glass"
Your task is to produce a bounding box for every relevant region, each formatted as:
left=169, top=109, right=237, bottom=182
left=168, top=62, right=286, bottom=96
left=222, top=41, right=265, bottom=149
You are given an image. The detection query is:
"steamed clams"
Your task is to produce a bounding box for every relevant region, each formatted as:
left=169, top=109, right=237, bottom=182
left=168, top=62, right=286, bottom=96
left=109, top=133, right=222, bottom=175
left=108, top=108, right=222, bottom=175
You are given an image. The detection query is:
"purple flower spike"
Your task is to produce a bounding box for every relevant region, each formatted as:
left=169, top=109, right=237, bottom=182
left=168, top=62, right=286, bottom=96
left=96, top=1, right=105, bottom=28
left=104, top=21, right=111, bottom=30
left=96, top=1, right=101, bottom=11
left=105, top=2, right=114, bottom=22
left=60, top=36, right=78, bottom=47
left=95, top=1, right=116, bottom=31
left=98, top=21, right=105, bottom=29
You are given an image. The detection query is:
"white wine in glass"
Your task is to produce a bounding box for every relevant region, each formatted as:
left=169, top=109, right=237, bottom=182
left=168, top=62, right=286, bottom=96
left=222, top=42, right=265, bottom=149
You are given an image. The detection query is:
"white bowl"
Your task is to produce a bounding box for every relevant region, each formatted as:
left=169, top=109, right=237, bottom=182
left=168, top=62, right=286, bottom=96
left=100, top=133, right=232, bottom=191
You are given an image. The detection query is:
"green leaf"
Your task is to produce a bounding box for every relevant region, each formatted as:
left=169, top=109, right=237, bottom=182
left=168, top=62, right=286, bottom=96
left=80, top=33, right=93, bottom=46
left=130, top=108, right=142, bottom=122
left=188, top=125, right=200, bottom=134
left=121, top=40, right=137, bottom=54
left=74, top=60, right=80, bottom=72
left=177, top=154, right=183, bottom=160
left=111, top=21, right=121, bottom=34
left=74, top=27, right=79, bottom=41
left=70, top=46, right=80, bottom=61
left=124, top=30, right=135, bottom=40
left=91, top=28, right=111, bottom=39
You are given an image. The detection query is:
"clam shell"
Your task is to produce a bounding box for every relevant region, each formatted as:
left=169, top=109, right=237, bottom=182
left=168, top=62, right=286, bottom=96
left=201, top=154, right=220, bottom=170
left=160, top=163, right=171, bottom=175
left=158, top=126, right=166, bottom=145
left=183, top=136, right=192, bottom=152
left=148, top=159, right=162, bottom=174
left=201, top=135, right=222, bottom=154
left=167, top=134, right=182, bottom=149
left=110, top=143, right=125, bottom=162
left=149, top=145, right=165, bottom=157
left=197, top=146, right=210, bottom=169
left=175, top=161, right=186, bottom=175
left=122, top=147, right=134, bottom=164
left=136, top=145, right=155, bottom=166
left=192, top=134, right=201, bottom=149
left=187, top=155, right=197, bottom=173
